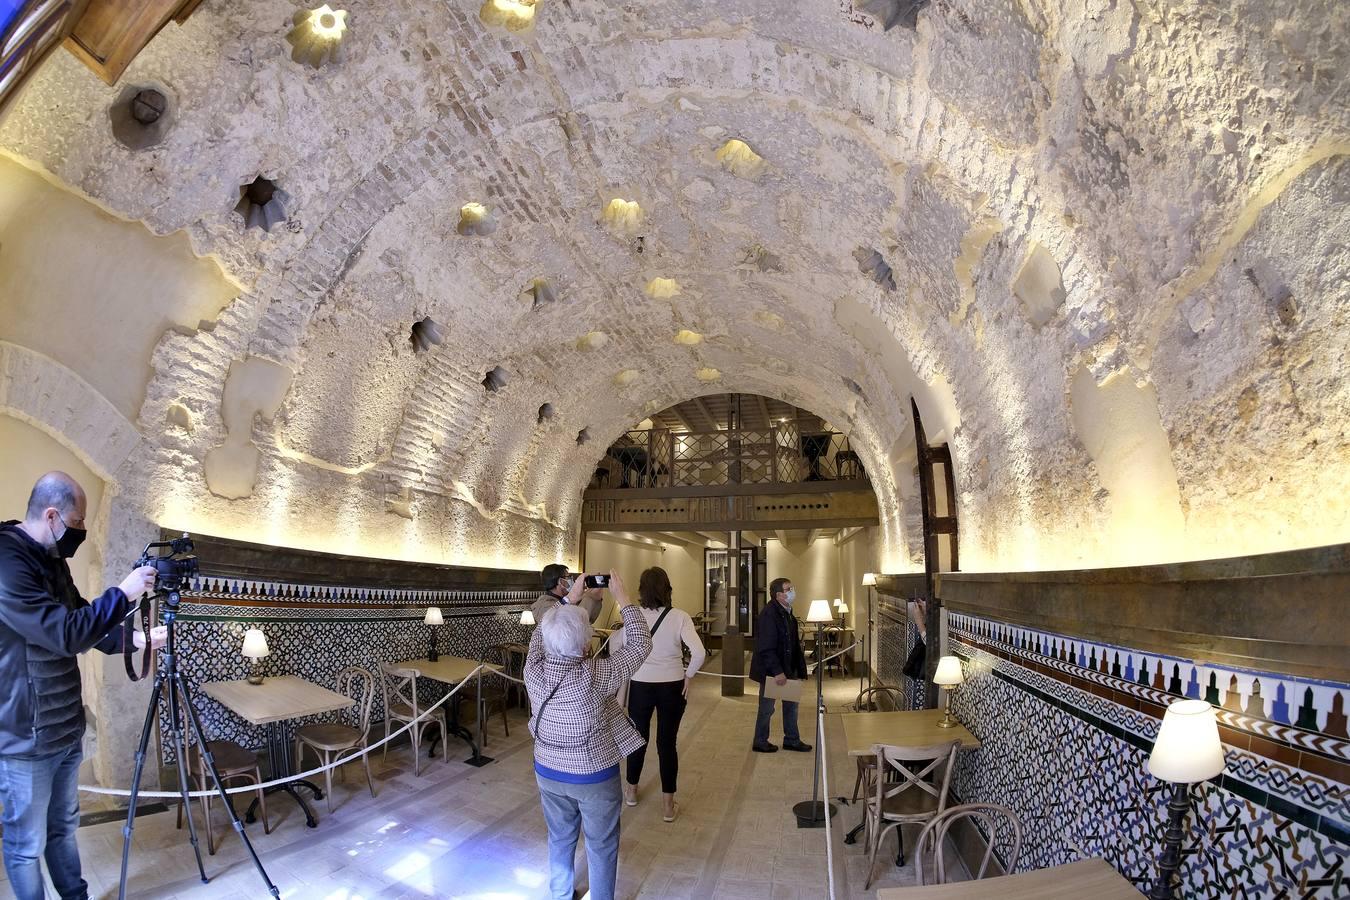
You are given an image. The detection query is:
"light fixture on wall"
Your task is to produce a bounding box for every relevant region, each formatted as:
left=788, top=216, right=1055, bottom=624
left=837, top=601, right=849, bottom=627
left=241, top=628, right=269, bottom=685
left=519, top=609, right=535, bottom=626
left=1147, top=700, right=1226, bottom=900
left=424, top=607, right=444, bottom=662
left=793, top=599, right=838, bottom=828
left=932, top=655, right=964, bottom=727
left=286, top=5, right=349, bottom=68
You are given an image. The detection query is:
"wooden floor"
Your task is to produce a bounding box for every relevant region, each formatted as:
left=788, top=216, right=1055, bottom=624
left=33, top=666, right=963, bottom=899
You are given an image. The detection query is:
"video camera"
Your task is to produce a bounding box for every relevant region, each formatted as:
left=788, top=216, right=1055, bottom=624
left=134, top=533, right=199, bottom=596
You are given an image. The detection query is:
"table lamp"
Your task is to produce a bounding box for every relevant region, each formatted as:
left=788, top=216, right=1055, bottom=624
left=861, top=574, right=877, bottom=694
left=1147, top=700, right=1226, bottom=899
left=424, top=607, right=443, bottom=661
left=793, top=599, right=839, bottom=828
left=519, top=609, right=535, bottom=626
left=837, top=601, right=849, bottom=626
left=932, top=655, right=964, bottom=727
left=241, top=627, right=269, bottom=685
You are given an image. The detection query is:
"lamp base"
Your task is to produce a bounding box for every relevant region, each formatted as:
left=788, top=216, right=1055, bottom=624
left=935, top=717, right=958, bottom=728
left=792, top=800, right=837, bottom=829
left=246, top=673, right=264, bottom=686
left=427, top=648, right=439, bottom=662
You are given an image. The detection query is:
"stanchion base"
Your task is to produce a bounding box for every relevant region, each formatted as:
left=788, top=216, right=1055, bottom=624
left=792, top=800, right=837, bottom=829
left=464, top=754, right=494, bottom=767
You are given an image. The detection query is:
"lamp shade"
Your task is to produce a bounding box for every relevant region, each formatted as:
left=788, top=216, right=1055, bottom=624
left=424, top=607, right=444, bottom=626
left=1148, top=699, right=1226, bottom=783
left=837, top=602, right=849, bottom=615
left=862, top=572, right=878, bottom=586
left=241, top=628, right=269, bottom=659
left=932, top=655, right=964, bottom=686
left=833, top=598, right=843, bottom=608
left=519, top=609, right=535, bottom=626
left=805, top=599, right=835, bottom=623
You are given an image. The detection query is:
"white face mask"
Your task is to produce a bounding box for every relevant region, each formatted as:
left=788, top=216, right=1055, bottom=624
left=783, top=589, right=796, bottom=606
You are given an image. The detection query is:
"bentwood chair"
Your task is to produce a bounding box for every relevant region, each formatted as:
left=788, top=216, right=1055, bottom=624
left=914, top=803, right=1023, bottom=885
left=175, top=697, right=270, bottom=854
left=863, top=739, right=961, bottom=889
left=849, top=685, right=906, bottom=802
left=379, top=664, right=449, bottom=777
left=294, top=666, right=377, bottom=813
left=461, top=647, right=511, bottom=747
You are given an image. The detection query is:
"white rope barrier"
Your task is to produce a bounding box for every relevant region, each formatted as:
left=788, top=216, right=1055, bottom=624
left=78, top=665, right=486, bottom=799
left=808, top=639, right=861, bottom=673
left=818, top=702, right=838, bottom=900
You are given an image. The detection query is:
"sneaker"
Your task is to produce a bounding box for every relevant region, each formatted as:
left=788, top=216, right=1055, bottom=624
left=622, top=783, right=637, bottom=807
left=751, top=741, right=779, bottom=753
left=781, top=739, right=813, bottom=752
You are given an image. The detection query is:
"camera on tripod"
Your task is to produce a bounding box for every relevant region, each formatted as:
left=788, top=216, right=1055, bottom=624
left=134, top=533, right=199, bottom=597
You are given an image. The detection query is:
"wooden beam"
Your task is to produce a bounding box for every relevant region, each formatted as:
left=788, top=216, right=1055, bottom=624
left=691, top=397, right=719, bottom=431
left=696, top=531, right=727, bottom=545
left=775, top=530, right=790, bottom=545
left=804, top=528, right=821, bottom=548
left=755, top=395, right=772, bottom=431
left=587, top=533, right=668, bottom=553
left=835, top=526, right=863, bottom=545
left=652, top=531, right=699, bottom=547
left=668, top=406, right=697, bottom=433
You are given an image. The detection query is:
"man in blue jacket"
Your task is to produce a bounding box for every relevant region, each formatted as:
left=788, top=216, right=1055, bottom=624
left=0, top=472, right=158, bottom=900
left=748, top=577, right=811, bottom=753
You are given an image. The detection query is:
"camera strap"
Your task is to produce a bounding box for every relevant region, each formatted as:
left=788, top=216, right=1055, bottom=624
left=123, top=593, right=155, bottom=682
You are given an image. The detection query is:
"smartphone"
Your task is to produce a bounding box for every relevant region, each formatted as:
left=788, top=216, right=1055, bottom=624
left=584, top=574, right=610, bottom=589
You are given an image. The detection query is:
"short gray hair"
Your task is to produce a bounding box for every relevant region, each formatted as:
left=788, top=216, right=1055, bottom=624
left=540, top=604, right=592, bottom=658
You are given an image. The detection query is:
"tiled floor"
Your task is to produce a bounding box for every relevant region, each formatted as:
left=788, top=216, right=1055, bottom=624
left=19, top=665, right=959, bottom=899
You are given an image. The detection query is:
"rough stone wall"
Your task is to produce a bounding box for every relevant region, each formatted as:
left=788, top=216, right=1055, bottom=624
left=0, top=0, right=1345, bottom=574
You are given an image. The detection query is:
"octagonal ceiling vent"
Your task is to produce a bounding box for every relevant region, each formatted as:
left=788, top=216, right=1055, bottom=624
left=482, top=367, right=509, bottom=392
left=109, top=85, right=171, bottom=151
left=613, top=369, right=639, bottom=388
left=715, top=139, right=765, bottom=178
left=644, top=277, right=681, bottom=298
left=410, top=317, right=443, bottom=352
left=576, top=331, right=609, bottom=351
left=576, top=427, right=591, bottom=446
left=853, top=246, right=896, bottom=291
left=696, top=367, right=722, bottom=383
left=235, top=177, right=289, bottom=232
left=524, top=278, right=558, bottom=309
left=287, top=5, right=349, bottom=68
left=601, top=198, right=643, bottom=234
left=857, top=0, right=930, bottom=31
left=674, top=330, right=703, bottom=346
left=537, top=403, right=555, bottom=424
left=457, top=202, right=498, bottom=236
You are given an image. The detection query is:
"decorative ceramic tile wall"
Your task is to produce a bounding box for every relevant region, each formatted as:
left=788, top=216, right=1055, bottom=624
left=157, top=577, right=537, bottom=764
left=944, top=611, right=1348, bottom=898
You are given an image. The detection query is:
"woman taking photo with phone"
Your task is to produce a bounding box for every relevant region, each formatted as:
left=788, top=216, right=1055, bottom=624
left=611, top=566, right=706, bottom=822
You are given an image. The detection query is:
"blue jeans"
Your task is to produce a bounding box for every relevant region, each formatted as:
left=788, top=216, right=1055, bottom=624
left=0, top=741, right=87, bottom=900
left=536, top=772, right=621, bottom=900
left=754, top=683, right=800, bottom=745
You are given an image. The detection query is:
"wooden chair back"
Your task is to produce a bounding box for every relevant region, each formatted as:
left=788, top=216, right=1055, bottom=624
left=336, top=666, right=376, bottom=737
left=915, top=802, right=1023, bottom=884
left=852, top=684, right=903, bottom=712
left=379, top=663, right=422, bottom=722
left=872, top=739, right=961, bottom=816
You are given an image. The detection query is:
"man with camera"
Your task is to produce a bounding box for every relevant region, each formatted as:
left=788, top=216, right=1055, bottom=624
left=531, top=563, right=604, bottom=627
left=0, top=472, right=162, bottom=900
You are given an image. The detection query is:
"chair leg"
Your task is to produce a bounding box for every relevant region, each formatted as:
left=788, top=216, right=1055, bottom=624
left=257, top=770, right=271, bottom=835
left=383, top=719, right=391, bottom=766
left=865, top=822, right=899, bottom=890
left=411, top=721, right=421, bottom=777
left=324, top=750, right=335, bottom=814
left=896, top=822, right=905, bottom=867
left=442, top=715, right=451, bottom=765
left=201, top=780, right=215, bottom=855
left=362, top=743, right=377, bottom=799
left=500, top=700, right=509, bottom=739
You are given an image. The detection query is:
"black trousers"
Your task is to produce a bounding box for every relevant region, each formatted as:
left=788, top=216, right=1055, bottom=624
left=625, top=679, right=686, bottom=793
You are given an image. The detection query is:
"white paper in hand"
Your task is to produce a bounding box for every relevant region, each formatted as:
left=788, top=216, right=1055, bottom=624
left=763, top=678, right=804, bottom=703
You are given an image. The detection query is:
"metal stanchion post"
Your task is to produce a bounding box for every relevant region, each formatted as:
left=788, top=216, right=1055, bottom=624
left=466, top=651, right=494, bottom=766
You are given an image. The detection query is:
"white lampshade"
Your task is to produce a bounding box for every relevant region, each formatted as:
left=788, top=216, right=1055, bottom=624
left=837, top=603, right=849, bottom=615
left=241, top=628, right=269, bottom=660
left=423, top=607, right=444, bottom=626
left=805, top=599, right=835, bottom=623
left=933, top=655, right=964, bottom=686
left=1148, top=699, right=1226, bottom=784
left=519, top=609, right=535, bottom=626
left=833, top=598, right=843, bottom=608
left=862, top=572, right=878, bottom=586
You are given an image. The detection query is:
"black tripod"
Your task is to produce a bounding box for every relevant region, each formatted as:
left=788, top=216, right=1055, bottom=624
left=117, top=590, right=279, bottom=899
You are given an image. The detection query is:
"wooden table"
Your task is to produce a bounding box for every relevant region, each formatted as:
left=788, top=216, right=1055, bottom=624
left=838, top=708, right=981, bottom=848
left=875, top=858, right=1141, bottom=899
left=202, top=676, right=353, bottom=828
left=394, top=656, right=501, bottom=765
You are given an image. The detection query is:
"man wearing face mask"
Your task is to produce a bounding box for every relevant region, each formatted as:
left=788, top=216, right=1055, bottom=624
left=748, top=577, right=811, bottom=753
left=0, top=471, right=159, bottom=900
left=530, top=563, right=604, bottom=628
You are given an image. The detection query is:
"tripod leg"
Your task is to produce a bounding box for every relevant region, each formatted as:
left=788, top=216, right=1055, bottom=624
left=118, top=673, right=169, bottom=900
left=165, top=669, right=211, bottom=882
left=178, top=677, right=281, bottom=897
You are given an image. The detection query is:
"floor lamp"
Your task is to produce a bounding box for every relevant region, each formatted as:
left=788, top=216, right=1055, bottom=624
left=1147, top=700, right=1226, bottom=899
left=793, top=598, right=839, bottom=828
left=861, top=573, right=877, bottom=697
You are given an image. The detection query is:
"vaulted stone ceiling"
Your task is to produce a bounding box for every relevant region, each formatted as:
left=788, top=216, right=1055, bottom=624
left=2, top=0, right=1346, bottom=572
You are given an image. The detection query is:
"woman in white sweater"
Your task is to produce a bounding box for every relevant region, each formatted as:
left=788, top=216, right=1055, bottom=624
left=611, top=567, right=706, bottom=822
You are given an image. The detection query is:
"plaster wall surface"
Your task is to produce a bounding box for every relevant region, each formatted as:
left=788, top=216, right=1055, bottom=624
left=0, top=0, right=1344, bottom=578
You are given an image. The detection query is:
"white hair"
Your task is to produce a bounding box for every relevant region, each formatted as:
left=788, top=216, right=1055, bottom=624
left=540, top=604, right=592, bottom=658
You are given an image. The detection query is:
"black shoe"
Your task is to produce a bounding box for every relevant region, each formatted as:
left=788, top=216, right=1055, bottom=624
left=752, top=741, right=779, bottom=753
left=782, top=739, right=812, bottom=752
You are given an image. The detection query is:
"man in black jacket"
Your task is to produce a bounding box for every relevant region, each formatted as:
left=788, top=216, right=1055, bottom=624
left=0, top=472, right=157, bottom=900
left=747, top=577, right=811, bottom=753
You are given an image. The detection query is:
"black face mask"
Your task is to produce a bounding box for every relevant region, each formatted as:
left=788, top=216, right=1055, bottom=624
left=50, top=514, right=87, bottom=559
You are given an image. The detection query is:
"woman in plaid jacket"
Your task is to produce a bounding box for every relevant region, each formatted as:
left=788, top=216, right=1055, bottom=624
left=526, top=569, right=651, bottom=900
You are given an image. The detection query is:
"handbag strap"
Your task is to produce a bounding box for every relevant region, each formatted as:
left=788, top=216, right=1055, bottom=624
left=649, top=607, right=673, bottom=639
